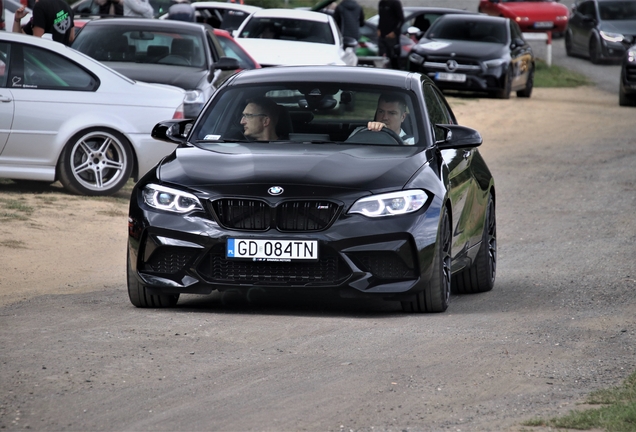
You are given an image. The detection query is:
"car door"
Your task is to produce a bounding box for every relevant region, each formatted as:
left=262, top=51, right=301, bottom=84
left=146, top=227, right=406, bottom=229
left=509, top=20, right=533, bottom=90
left=0, top=40, right=13, bottom=155
left=423, top=82, right=480, bottom=265
left=571, top=1, right=597, bottom=51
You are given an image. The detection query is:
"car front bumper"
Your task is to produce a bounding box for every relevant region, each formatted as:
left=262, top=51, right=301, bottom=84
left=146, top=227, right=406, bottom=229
left=127, top=184, right=445, bottom=302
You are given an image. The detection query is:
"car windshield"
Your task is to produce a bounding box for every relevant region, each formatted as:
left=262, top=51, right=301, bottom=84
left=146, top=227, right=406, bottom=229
left=72, top=26, right=206, bottom=68
left=427, top=19, right=507, bottom=44
left=238, top=17, right=335, bottom=45
left=191, top=82, right=420, bottom=147
left=598, top=1, right=636, bottom=20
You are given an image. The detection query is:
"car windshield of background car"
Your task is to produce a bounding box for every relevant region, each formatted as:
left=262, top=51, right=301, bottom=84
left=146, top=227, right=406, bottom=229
left=73, top=27, right=206, bottom=68
left=239, top=18, right=335, bottom=45
left=191, top=83, right=419, bottom=147
left=428, top=19, right=507, bottom=44
left=598, top=1, right=636, bottom=20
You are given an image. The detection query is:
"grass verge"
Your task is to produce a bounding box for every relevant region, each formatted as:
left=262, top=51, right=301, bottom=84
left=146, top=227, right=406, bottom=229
left=522, top=371, right=636, bottom=431
left=534, top=59, right=591, bottom=88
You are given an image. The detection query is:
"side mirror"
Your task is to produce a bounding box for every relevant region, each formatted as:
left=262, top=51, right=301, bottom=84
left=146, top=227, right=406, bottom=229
left=151, top=119, right=194, bottom=144
left=213, top=56, right=240, bottom=71
left=436, top=124, right=482, bottom=149
left=343, top=36, right=358, bottom=49
left=511, top=37, right=526, bottom=48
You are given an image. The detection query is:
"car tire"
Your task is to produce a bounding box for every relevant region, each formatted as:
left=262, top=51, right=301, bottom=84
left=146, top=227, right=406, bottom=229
left=452, top=194, right=496, bottom=294
left=565, top=31, right=574, bottom=57
left=58, top=128, right=134, bottom=196
left=516, top=65, right=534, bottom=98
left=401, top=206, right=451, bottom=313
left=494, top=67, right=512, bottom=99
left=619, top=87, right=636, bottom=106
left=589, top=37, right=602, bottom=64
left=127, top=250, right=180, bottom=308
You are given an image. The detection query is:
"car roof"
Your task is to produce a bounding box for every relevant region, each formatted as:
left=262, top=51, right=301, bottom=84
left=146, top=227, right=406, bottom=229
left=249, top=8, right=331, bottom=23
left=226, top=65, right=419, bottom=89
left=81, top=17, right=208, bottom=30
left=436, top=13, right=509, bottom=24
left=403, top=6, right=474, bottom=14
left=190, top=1, right=261, bottom=12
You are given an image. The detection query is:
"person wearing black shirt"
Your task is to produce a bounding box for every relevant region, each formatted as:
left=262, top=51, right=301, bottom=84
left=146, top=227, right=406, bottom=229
left=377, top=0, right=404, bottom=69
left=12, top=0, right=75, bottom=46
left=333, top=0, right=365, bottom=41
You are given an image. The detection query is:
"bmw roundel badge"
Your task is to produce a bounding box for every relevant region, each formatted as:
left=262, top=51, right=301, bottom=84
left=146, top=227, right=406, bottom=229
left=268, top=186, right=284, bottom=196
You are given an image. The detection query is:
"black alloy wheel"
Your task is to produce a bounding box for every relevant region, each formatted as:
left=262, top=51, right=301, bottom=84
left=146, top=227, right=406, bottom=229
left=589, top=36, right=602, bottom=64
left=516, top=65, right=534, bottom=98
left=401, top=206, right=451, bottom=313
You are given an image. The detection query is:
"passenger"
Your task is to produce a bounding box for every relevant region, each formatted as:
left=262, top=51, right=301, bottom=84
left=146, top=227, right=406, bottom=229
left=240, top=97, right=279, bottom=141
left=349, top=93, right=414, bottom=144
left=12, top=0, right=75, bottom=46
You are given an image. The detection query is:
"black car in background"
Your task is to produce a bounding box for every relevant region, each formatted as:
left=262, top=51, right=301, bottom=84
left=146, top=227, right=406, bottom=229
left=72, top=18, right=239, bottom=118
left=127, top=66, right=496, bottom=313
left=619, top=44, right=636, bottom=105
left=565, top=0, right=636, bottom=64
left=407, top=14, right=535, bottom=99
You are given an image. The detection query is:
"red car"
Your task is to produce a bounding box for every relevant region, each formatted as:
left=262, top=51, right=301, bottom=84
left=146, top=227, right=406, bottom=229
left=478, top=0, right=569, bottom=34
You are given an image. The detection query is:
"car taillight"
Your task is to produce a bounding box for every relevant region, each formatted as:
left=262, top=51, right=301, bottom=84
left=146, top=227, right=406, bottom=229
left=172, top=103, right=185, bottom=119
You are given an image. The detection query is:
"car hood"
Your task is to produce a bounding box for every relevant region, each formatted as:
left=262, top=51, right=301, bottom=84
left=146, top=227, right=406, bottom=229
left=157, top=144, right=430, bottom=193
left=500, top=1, right=568, bottom=16
left=103, top=63, right=208, bottom=90
left=599, top=20, right=636, bottom=34
left=235, top=39, right=346, bottom=66
left=414, top=38, right=506, bottom=59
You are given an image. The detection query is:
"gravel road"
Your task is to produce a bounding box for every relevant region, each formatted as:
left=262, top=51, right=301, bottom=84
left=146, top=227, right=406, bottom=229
left=1, top=85, right=635, bottom=431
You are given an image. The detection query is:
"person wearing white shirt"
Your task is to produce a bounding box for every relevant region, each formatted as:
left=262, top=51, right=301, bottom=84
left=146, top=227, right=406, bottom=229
left=123, top=0, right=153, bottom=18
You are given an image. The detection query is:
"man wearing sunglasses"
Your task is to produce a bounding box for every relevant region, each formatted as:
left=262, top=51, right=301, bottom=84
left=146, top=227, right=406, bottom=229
left=240, top=97, right=280, bottom=141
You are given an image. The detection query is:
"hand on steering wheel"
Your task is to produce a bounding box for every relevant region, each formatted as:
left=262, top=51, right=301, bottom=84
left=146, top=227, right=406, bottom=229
left=366, top=122, right=403, bottom=144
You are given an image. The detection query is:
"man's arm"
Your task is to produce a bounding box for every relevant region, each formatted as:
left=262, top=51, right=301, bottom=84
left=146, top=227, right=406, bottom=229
left=12, top=5, right=29, bottom=34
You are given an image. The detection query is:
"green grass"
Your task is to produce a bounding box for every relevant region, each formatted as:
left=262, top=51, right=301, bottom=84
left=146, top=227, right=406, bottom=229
left=534, top=59, right=591, bottom=88
left=522, top=371, right=636, bottom=432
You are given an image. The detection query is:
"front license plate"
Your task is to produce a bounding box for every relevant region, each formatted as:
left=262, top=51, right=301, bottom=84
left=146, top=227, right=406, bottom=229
left=534, top=21, right=554, bottom=29
left=226, top=239, right=319, bottom=262
left=435, top=72, right=467, bottom=83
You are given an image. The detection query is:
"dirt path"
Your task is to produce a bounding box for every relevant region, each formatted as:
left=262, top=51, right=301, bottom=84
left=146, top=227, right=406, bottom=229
left=1, top=87, right=635, bottom=431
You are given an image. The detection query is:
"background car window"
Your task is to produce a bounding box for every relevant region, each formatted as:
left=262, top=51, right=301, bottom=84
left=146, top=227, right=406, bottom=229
left=578, top=1, right=597, bottom=19
left=0, top=42, right=8, bottom=88
left=598, top=1, right=636, bottom=20
left=240, top=18, right=335, bottom=45
left=16, top=44, right=97, bottom=91
left=73, top=28, right=206, bottom=68
left=215, top=34, right=255, bottom=69
left=429, top=18, right=507, bottom=44
left=510, top=20, right=524, bottom=40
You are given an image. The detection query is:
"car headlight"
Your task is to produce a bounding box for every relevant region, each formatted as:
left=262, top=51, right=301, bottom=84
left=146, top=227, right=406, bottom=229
left=629, top=49, right=636, bottom=63
left=515, top=16, right=530, bottom=22
left=143, top=184, right=203, bottom=213
left=348, top=190, right=429, bottom=217
left=484, top=58, right=507, bottom=69
left=600, top=30, right=624, bottom=43
left=184, top=89, right=205, bottom=105
left=555, top=15, right=568, bottom=21
left=408, top=52, right=425, bottom=65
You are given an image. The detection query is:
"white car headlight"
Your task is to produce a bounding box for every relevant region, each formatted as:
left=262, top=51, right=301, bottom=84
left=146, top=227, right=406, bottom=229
left=600, top=30, right=624, bottom=43
left=184, top=89, right=205, bottom=105
left=348, top=190, right=429, bottom=217
left=143, top=184, right=203, bottom=213
left=484, top=58, right=507, bottom=69
left=629, top=49, right=636, bottom=63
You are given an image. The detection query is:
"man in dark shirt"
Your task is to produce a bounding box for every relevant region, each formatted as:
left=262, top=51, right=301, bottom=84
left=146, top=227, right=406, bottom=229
left=333, top=0, right=365, bottom=41
left=12, top=0, right=75, bottom=46
left=377, top=0, right=404, bottom=69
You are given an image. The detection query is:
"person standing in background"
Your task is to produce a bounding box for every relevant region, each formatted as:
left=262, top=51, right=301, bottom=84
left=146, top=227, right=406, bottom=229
left=377, top=0, right=404, bottom=69
left=124, top=0, right=153, bottom=18
left=333, top=0, right=364, bottom=41
left=12, top=0, right=74, bottom=46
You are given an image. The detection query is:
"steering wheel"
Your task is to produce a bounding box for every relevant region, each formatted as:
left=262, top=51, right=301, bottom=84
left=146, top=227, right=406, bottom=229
left=157, top=55, right=191, bottom=66
left=345, top=127, right=404, bottom=145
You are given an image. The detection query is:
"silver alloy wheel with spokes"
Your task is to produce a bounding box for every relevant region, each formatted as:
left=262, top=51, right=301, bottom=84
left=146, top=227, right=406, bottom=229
left=59, top=129, right=133, bottom=196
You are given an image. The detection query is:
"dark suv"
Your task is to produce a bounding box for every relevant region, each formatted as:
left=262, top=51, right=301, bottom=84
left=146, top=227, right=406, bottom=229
left=565, top=0, right=636, bottom=63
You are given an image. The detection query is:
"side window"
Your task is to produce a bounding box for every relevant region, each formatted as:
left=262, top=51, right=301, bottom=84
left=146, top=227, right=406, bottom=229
left=14, top=44, right=98, bottom=91
left=510, top=21, right=524, bottom=41
left=579, top=1, right=596, bottom=18
left=207, top=32, right=223, bottom=62
left=0, top=42, right=8, bottom=88
left=423, top=83, right=452, bottom=142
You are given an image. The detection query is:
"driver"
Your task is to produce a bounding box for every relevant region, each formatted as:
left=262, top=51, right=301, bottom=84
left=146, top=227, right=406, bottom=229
left=349, top=93, right=414, bottom=144
left=240, top=97, right=280, bottom=141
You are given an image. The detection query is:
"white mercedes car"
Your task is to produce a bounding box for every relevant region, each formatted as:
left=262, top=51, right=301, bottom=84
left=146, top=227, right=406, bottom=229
left=234, top=8, right=358, bottom=67
left=0, top=32, right=186, bottom=196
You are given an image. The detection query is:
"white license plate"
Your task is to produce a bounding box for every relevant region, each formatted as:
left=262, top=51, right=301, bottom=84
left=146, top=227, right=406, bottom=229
left=534, top=21, right=554, bottom=29
left=435, top=72, right=467, bottom=83
left=226, top=239, right=318, bottom=261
